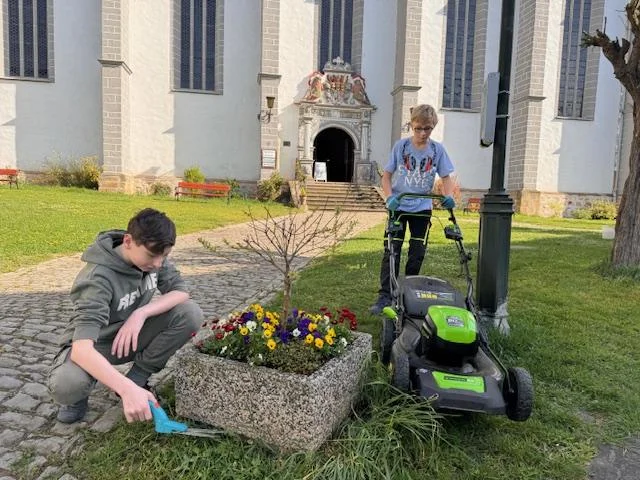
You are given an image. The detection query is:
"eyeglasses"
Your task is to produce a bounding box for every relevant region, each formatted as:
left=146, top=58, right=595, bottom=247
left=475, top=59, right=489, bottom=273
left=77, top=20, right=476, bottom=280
left=412, top=126, right=434, bottom=133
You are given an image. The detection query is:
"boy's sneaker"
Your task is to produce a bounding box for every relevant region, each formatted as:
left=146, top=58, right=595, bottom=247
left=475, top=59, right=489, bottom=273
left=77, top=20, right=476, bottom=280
left=56, top=397, right=89, bottom=424
left=369, top=296, right=391, bottom=315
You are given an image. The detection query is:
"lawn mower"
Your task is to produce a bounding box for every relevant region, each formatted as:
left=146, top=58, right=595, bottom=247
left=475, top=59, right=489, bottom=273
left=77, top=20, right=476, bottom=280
left=379, top=193, right=533, bottom=421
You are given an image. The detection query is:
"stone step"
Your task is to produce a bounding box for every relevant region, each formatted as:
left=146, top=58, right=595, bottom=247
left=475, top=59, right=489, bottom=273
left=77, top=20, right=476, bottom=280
left=303, top=182, right=385, bottom=211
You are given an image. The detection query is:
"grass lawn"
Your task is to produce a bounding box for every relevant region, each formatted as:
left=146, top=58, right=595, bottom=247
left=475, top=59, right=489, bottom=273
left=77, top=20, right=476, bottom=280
left=0, top=184, right=291, bottom=273
left=2, top=186, right=635, bottom=479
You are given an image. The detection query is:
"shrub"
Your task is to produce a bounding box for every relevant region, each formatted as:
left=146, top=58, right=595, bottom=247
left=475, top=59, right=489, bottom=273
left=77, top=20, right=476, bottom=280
left=256, top=171, right=285, bottom=202
left=150, top=182, right=173, bottom=196
left=183, top=166, right=206, bottom=183
left=572, top=200, right=618, bottom=220
left=433, top=176, right=462, bottom=208
left=222, top=178, right=242, bottom=198
left=43, top=154, right=102, bottom=189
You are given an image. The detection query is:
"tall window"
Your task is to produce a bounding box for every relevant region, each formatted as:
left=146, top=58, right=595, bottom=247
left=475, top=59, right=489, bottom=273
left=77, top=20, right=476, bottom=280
left=4, top=0, right=49, bottom=79
left=176, top=0, right=217, bottom=91
left=558, top=0, right=592, bottom=118
left=442, top=0, right=476, bottom=109
left=319, top=0, right=353, bottom=70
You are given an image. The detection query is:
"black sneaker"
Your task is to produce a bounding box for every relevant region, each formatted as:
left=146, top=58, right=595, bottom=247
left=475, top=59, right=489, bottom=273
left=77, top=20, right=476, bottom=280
left=56, top=397, right=89, bottom=424
left=369, top=296, right=391, bottom=315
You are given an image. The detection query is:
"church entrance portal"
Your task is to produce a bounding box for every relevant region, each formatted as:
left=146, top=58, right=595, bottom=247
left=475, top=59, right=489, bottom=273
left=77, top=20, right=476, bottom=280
left=313, top=128, right=354, bottom=182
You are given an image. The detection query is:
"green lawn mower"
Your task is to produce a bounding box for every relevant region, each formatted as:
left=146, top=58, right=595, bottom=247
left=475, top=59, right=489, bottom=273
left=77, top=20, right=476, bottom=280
left=380, top=193, right=533, bottom=421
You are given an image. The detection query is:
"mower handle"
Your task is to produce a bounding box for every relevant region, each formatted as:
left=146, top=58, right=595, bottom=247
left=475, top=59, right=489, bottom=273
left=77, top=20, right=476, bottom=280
left=390, top=193, right=458, bottom=224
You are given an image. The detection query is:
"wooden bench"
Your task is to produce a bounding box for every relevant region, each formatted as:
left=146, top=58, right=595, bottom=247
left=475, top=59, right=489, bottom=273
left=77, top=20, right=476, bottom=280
left=0, top=168, right=20, bottom=188
left=463, top=197, right=481, bottom=213
left=175, top=181, right=231, bottom=202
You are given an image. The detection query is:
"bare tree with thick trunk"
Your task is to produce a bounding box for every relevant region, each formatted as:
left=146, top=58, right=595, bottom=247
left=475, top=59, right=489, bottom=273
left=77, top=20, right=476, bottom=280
left=583, top=1, right=640, bottom=268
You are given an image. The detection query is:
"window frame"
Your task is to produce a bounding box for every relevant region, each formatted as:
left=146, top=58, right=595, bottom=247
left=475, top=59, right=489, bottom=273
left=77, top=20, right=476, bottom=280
left=441, top=0, right=480, bottom=111
left=172, top=0, right=224, bottom=94
left=1, top=0, right=54, bottom=82
left=318, top=0, right=354, bottom=71
left=557, top=0, right=601, bottom=120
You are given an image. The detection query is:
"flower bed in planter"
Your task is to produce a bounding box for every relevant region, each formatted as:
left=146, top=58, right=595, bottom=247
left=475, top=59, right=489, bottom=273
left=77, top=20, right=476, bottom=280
left=174, top=331, right=372, bottom=452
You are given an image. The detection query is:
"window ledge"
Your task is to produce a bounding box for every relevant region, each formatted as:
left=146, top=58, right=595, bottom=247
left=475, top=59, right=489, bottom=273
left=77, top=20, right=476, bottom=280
left=0, top=76, right=53, bottom=83
left=171, top=88, right=222, bottom=96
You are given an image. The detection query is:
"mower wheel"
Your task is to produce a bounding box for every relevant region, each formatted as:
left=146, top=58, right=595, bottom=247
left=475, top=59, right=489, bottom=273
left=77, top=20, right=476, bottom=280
left=390, top=344, right=410, bottom=392
left=380, top=318, right=395, bottom=365
left=504, top=367, right=534, bottom=422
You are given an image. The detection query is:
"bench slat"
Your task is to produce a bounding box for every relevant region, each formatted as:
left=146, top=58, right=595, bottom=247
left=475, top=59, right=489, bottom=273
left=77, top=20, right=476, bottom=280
left=175, top=181, right=231, bottom=202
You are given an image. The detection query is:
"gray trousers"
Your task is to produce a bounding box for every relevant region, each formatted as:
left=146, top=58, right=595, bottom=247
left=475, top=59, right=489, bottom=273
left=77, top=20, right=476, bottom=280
left=48, top=300, right=202, bottom=405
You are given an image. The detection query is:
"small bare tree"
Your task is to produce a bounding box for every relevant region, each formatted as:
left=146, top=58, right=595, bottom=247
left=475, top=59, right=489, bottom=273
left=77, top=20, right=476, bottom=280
left=583, top=2, right=640, bottom=268
left=200, top=207, right=356, bottom=320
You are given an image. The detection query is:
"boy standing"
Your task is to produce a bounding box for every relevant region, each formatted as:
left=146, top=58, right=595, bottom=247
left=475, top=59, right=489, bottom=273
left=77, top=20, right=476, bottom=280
left=48, top=208, right=202, bottom=423
left=370, top=104, right=456, bottom=314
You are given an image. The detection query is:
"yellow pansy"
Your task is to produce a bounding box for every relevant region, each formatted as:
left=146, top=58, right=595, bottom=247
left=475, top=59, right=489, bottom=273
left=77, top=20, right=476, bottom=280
left=328, top=328, right=336, bottom=338
left=308, top=323, right=317, bottom=332
left=239, top=327, right=249, bottom=336
left=267, top=339, right=276, bottom=350
left=324, top=335, right=334, bottom=345
left=305, top=334, right=314, bottom=344
left=315, top=338, right=324, bottom=349
left=263, top=329, right=273, bottom=338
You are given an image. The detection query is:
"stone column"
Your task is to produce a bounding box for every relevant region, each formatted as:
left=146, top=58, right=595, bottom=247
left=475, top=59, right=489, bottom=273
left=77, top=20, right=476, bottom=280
left=258, top=0, right=281, bottom=180
left=98, top=0, right=133, bottom=193
left=300, top=116, right=313, bottom=177
left=390, top=0, right=422, bottom=145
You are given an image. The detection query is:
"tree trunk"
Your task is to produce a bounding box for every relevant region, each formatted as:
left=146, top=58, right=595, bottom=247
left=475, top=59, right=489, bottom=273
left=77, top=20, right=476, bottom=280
left=612, top=108, right=640, bottom=267
left=281, top=273, right=292, bottom=322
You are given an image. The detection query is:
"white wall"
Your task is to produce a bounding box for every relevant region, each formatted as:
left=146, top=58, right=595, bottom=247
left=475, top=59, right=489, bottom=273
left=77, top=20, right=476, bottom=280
left=128, top=0, right=261, bottom=182
left=0, top=0, right=101, bottom=171
left=277, top=0, right=318, bottom=179
left=536, top=0, right=624, bottom=195
left=361, top=0, right=397, bottom=166
left=418, top=0, right=498, bottom=191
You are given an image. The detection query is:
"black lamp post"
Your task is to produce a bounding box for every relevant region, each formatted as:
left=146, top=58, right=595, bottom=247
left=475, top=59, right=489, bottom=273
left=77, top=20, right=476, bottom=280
left=476, top=0, right=515, bottom=334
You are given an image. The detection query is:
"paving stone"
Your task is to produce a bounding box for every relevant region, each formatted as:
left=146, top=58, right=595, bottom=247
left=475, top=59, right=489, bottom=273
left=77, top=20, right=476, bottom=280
left=36, top=403, right=58, bottom=419
left=0, top=358, right=20, bottom=368
left=21, top=383, right=49, bottom=399
left=4, top=393, right=40, bottom=412
left=0, top=377, right=22, bottom=389
left=0, top=430, right=24, bottom=448
left=35, top=333, right=59, bottom=344
left=35, top=465, right=60, bottom=480
left=58, top=474, right=78, bottom=480
left=0, top=413, right=46, bottom=431
left=0, top=450, right=21, bottom=470
left=20, top=436, right=68, bottom=456
left=90, top=406, right=123, bottom=433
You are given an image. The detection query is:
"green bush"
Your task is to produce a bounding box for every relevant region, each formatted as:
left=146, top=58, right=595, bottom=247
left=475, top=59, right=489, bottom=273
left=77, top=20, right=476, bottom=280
left=223, top=178, right=242, bottom=198
left=572, top=200, right=617, bottom=220
left=183, top=166, right=206, bottom=183
left=150, top=182, right=173, bottom=196
left=43, top=155, right=102, bottom=189
left=256, top=172, right=285, bottom=202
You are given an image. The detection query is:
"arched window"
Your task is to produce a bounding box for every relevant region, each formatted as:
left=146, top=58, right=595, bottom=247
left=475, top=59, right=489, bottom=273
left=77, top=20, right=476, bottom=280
left=558, top=0, right=597, bottom=118
left=3, top=0, right=52, bottom=79
left=319, top=0, right=353, bottom=70
left=443, top=0, right=476, bottom=109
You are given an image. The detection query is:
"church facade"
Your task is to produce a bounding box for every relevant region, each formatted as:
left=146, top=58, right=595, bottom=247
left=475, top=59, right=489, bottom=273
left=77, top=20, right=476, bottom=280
left=0, top=0, right=632, bottom=214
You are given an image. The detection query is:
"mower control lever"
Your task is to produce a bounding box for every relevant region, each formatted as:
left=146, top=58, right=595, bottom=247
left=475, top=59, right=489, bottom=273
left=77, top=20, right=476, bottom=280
left=444, top=225, right=463, bottom=241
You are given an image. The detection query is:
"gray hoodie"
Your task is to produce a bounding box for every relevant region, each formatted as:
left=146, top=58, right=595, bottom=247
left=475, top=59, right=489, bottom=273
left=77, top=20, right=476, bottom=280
left=59, top=230, right=188, bottom=346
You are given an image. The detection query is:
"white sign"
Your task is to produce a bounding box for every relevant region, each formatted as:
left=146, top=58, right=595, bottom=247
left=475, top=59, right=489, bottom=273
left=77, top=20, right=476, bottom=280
left=262, top=149, right=276, bottom=168
left=314, top=161, right=327, bottom=181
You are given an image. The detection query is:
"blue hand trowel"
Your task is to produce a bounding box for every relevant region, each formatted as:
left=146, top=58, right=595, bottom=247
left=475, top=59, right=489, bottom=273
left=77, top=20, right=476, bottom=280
left=148, top=401, right=222, bottom=439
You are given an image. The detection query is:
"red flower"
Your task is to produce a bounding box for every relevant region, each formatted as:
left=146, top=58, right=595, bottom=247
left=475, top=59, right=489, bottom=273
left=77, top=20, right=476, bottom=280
left=190, top=332, right=196, bottom=337
left=215, top=332, right=224, bottom=340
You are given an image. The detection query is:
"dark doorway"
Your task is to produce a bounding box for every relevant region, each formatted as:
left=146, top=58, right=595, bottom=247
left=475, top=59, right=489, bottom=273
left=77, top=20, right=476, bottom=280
left=313, top=128, right=354, bottom=182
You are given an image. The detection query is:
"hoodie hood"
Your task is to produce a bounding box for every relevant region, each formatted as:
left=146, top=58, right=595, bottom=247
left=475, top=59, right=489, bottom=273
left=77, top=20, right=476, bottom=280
left=81, top=230, right=141, bottom=276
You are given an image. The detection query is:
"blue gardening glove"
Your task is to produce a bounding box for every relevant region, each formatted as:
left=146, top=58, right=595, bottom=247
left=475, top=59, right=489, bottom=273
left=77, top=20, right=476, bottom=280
left=441, top=195, right=456, bottom=209
left=385, top=194, right=400, bottom=211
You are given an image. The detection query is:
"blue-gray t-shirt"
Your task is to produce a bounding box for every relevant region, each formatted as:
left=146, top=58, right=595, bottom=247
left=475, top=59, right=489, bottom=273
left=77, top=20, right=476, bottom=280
left=384, top=137, right=455, bottom=212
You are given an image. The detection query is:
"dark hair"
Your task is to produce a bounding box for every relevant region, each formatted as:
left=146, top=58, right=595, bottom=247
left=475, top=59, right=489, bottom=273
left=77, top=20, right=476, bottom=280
left=127, top=208, right=176, bottom=254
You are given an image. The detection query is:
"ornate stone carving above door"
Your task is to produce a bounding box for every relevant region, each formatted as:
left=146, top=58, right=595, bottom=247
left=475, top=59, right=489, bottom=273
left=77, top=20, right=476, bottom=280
left=297, top=58, right=376, bottom=184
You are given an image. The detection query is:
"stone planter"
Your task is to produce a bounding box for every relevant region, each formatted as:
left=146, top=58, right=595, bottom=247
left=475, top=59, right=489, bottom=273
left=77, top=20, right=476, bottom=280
left=174, top=331, right=372, bottom=452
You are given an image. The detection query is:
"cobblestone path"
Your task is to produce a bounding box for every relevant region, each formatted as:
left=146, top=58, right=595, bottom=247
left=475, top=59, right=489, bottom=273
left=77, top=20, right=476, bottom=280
left=0, top=211, right=385, bottom=480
